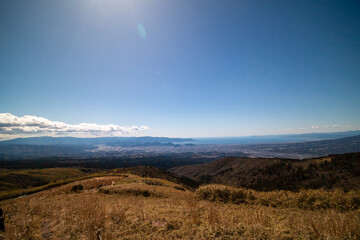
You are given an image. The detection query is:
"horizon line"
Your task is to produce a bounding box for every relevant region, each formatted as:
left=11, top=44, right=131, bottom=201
left=1, top=129, right=359, bottom=141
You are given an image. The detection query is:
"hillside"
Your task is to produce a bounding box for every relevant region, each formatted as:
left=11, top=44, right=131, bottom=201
left=0, top=168, right=94, bottom=192
left=0, top=166, right=198, bottom=201
left=171, top=152, right=360, bottom=191
left=1, top=173, right=359, bottom=239
left=113, top=166, right=199, bottom=189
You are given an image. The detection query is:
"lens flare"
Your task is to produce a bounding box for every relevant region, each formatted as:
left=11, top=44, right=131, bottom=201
left=137, top=23, right=147, bottom=38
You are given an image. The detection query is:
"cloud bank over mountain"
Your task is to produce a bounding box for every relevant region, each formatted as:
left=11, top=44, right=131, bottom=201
left=0, top=113, right=149, bottom=138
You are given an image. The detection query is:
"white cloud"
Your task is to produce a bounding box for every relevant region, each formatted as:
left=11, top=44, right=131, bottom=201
left=311, top=126, right=319, bottom=129
left=323, top=124, right=342, bottom=128
left=0, top=113, right=149, bottom=138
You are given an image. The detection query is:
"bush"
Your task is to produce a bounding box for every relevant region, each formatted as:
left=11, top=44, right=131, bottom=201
left=71, top=184, right=84, bottom=193
left=196, top=185, right=248, bottom=204
left=99, top=187, right=163, bottom=198
left=174, top=186, right=185, bottom=191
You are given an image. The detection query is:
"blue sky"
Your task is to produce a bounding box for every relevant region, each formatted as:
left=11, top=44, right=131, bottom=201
left=0, top=0, right=360, bottom=138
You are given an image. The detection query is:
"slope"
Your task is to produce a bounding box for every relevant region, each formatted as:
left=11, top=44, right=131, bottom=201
left=171, top=152, right=360, bottom=191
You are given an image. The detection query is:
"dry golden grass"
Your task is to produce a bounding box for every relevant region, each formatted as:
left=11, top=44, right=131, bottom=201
left=0, top=170, right=109, bottom=201
left=0, top=174, right=360, bottom=239
left=196, top=184, right=360, bottom=211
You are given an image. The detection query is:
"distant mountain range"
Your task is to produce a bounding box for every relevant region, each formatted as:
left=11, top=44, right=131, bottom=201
left=0, top=136, right=195, bottom=146
left=1, top=130, right=360, bottom=146
left=0, top=133, right=360, bottom=163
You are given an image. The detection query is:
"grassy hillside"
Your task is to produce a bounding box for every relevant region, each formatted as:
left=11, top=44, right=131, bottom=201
left=0, top=153, right=359, bottom=239
left=0, top=168, right=106, bottom=201
left=0, top=166, right=198, bottom=201
left=1, top=174, right=359, bottom=239
left=113, top=166, right=199, bottom=189
left=171, top=152, right=360, bottom=191
left=0, top=168, right=91, bottom=191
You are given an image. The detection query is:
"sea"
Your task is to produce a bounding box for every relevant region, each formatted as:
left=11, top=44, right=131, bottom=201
left=173, top=130, right=360, bottom=145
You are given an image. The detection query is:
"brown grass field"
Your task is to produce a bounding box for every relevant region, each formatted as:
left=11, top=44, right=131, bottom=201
left=0, top=173, right=360, bottom=239
left=0, top=168, right=106, bottom=201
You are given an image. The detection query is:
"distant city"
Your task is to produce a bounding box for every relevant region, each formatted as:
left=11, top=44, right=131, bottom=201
left=0, top=131, right=359, bottom=170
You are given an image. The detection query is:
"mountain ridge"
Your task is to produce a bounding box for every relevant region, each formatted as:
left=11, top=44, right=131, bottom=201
left=0, top=136, right=195, bottom=146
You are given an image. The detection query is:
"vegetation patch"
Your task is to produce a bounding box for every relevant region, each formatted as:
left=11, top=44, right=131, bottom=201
left=143, top=179, right=166, bottom=187
left=196, top=184, right=360, bottom=211
left=99, top=187, right=163, bottom=198
left=174, top=186, right=185, bottom=191
left=70, top=184, right=84, bottom=193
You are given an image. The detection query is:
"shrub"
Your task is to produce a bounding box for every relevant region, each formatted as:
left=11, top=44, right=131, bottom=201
left=174, top=186, right=185, bottom=191
left=196, top=185, right=248, bottom=204
left=99, top=187, right=163, bottom=198
left=71, top=184, right=84, bottom=193
left=143, top=179, right=165, bottom=186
